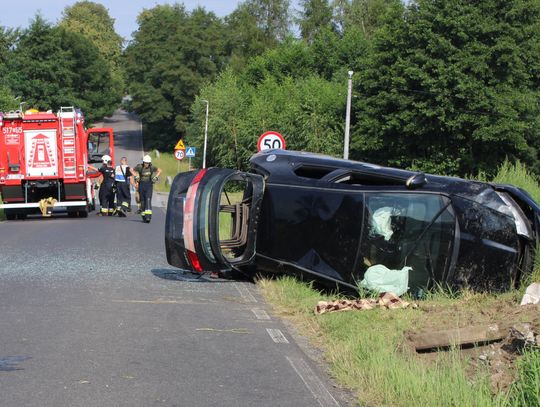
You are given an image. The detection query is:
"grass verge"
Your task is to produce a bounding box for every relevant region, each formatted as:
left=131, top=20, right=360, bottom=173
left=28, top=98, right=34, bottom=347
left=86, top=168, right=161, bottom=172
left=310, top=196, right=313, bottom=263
left=148, top=150, right=191, bottom=192
left=258, top=277, right=500, bottom=406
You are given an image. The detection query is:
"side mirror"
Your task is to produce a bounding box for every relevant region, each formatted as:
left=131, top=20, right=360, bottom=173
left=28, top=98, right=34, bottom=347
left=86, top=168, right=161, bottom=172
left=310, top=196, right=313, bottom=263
left=405, top=173, right=427, bottom=190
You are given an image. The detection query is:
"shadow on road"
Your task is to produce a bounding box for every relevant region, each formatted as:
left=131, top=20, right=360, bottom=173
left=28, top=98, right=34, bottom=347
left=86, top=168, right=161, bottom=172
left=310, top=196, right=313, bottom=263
left=151, top=268, right=252, bottom=283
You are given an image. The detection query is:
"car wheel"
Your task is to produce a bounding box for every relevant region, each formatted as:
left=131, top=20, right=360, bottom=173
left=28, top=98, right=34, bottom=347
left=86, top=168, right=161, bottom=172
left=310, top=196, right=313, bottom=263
left=515, top=238, right=536, bottom=289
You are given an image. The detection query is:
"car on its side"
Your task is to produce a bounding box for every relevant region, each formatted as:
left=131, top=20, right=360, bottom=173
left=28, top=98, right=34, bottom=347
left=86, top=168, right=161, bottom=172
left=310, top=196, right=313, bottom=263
left=165, top=150, right=540, bottom=295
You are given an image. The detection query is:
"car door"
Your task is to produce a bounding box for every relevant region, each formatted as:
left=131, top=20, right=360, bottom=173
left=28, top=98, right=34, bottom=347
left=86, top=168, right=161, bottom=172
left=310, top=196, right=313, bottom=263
left=166, top=168, right=264, bottom=273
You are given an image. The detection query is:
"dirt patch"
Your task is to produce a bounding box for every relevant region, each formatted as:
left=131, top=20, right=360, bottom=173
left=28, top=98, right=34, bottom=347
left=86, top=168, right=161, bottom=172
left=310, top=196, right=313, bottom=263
left=407, top=300, right=540, bottom=393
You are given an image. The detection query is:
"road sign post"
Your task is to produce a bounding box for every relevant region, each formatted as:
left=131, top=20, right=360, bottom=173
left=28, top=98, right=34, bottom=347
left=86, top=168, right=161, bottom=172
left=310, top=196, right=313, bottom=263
left=185, top=147, right=196, bottom=171
left=257, top=131, right=286, bottom=152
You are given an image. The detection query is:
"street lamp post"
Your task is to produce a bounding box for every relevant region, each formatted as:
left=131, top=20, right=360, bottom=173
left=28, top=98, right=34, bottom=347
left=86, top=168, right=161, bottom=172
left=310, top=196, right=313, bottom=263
left=201, top=99, right=209, bottom=169
left=344, top=70, right=353, bottom=160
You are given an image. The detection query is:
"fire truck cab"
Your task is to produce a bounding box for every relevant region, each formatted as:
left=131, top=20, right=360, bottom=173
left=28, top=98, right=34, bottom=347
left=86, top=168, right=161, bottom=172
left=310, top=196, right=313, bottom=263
left=0, top=106, right=114, bottom=219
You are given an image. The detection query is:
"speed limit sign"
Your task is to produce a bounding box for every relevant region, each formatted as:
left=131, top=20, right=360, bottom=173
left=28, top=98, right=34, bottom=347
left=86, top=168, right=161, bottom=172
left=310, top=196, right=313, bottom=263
left=174, top=149, right=185, bottom=160
left=257, top=131, right=286, bottom=152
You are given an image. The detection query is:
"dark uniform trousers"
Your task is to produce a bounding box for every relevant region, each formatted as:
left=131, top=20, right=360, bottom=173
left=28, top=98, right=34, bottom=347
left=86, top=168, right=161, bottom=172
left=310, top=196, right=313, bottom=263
left=99, top=183, right=115, bottom=214
left=116, top=182, right=131, bottom=211
left=139, top=181, right=153, bottom=220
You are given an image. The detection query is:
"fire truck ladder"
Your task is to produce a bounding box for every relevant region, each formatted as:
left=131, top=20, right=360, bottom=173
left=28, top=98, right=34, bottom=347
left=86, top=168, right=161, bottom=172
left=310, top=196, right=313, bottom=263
left=59, top=106, right=77, bottom=182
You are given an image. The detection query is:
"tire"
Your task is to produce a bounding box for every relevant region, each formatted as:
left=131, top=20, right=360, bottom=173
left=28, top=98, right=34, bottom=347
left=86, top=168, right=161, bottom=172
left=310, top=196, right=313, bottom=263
left=515, top=238, right=536, bottom=289
left=16, top=213, right=27, bottom=220
left=6, top=212, right=16, bottom=220
left=78, top=208, right=88, bottom=218
left=68, top=211, right=78, bottom=218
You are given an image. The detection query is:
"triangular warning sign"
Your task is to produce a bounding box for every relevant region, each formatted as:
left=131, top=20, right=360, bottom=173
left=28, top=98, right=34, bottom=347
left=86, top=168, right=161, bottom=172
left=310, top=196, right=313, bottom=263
left=174, top=139, right=185, bottom=150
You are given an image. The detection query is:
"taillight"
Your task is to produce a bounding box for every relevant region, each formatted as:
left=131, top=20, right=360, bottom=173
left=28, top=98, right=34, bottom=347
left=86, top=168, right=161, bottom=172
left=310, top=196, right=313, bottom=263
left=187, top=250, right=203, bottom=273
left=192, top=168, right=208, bottom=184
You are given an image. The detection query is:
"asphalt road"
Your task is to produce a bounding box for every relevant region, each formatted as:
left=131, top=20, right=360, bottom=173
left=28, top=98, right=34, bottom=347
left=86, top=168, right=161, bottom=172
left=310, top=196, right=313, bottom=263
left=0, top=111, right=344, bottom=407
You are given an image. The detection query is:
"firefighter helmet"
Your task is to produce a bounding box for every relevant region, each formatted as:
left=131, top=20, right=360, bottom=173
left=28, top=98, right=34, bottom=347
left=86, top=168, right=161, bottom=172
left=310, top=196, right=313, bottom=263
left=102, top=154, right=112, bottom=163
left=143, top=155, right=152, bottom=163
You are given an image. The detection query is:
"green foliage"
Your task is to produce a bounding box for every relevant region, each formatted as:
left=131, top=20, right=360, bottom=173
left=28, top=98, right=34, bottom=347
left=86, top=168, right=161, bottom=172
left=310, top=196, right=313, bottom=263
left=353, top=0, right=540, bottom=177
left=244, top=0, right=292, bottom=42
left=187, top=67, right=345, bottom=170
left=297, top=0, right=334, bottom=43
left=504, top=349, right=540, bottom=406
left=5, top=16, right=119, bottom=122
left=124, top=4, right=229, bottom=150
left=490, top=159, right=540, bottom=204
left=0, top=85, right=18, bottom=111
left=225, top=4, right=277, bottom=71
left=333, top=0, right=402, bottom=37
left=60, top=1, right=124, bottom=98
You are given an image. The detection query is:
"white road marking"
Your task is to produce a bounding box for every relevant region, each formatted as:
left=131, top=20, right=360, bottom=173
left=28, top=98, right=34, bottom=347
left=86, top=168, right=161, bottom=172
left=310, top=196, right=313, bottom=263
left=234, top=283, right=258, bottom=303
left=286, top=356, right=341, bottom=407
left=266, top=328, right=289, bottom=343
left=252, top=308, right=271, bottom=320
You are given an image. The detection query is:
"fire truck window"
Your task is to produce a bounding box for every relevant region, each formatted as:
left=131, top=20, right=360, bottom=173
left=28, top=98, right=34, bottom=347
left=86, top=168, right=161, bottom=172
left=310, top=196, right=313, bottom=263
left=88, top=132, right=111, bottom=163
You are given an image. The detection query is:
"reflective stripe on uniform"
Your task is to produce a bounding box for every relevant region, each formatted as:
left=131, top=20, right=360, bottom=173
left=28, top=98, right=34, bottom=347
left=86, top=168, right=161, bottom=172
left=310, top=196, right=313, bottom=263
left=100, top=208, right=108, bottom=213
left=122, top=202, right=129, bottom=207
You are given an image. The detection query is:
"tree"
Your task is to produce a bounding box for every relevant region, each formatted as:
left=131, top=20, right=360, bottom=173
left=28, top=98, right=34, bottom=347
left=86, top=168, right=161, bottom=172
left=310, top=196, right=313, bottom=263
left=60, top=1, right=124, bottom=96
left=297, top=0, right=334, bottom=43
left=331, top=0, right=400, bottom=37
left=225, top=3, right=276, bottom=70
left=6, top=16, right=118, bottom=122
left=353, top=0, right=540, bottom=176
left=124, top=5, right=229, bottom=149
left=244, top=0, right=292, bottom=42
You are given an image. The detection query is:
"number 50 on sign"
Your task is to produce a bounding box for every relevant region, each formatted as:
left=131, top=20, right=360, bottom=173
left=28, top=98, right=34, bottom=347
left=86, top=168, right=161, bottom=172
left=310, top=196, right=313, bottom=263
left=257, top=131, right=286, bottom=152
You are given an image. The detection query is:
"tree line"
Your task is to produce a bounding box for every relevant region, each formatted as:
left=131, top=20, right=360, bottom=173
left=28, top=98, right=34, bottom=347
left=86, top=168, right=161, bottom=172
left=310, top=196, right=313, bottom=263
left=1, top=0, right=539, bottom=177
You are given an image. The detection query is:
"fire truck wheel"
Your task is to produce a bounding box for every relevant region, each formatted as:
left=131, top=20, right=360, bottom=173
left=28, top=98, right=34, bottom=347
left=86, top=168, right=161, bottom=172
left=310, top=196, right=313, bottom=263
left=5, top=212, right=16, bottom=221
left=68, top=211, right=78, bottom=218
left=16, top=213, right=27, bottom=220
left=78, top=208, right=89, bottom=218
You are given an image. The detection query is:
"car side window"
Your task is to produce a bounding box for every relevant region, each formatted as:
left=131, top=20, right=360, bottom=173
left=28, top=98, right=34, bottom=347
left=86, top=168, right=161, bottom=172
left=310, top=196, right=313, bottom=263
left=360, top=193, right=454, bottom=294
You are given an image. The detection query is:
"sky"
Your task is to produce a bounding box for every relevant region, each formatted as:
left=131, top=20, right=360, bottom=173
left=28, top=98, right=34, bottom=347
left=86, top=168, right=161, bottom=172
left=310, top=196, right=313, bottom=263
left=0, top=1, right=245, bottom=41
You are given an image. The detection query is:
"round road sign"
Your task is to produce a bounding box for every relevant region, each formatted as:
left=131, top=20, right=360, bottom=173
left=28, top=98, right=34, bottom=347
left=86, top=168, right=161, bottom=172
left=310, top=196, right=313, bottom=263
left=257, top=131, right=286, bottom=152
left=174, top=149, right=186, bottom=161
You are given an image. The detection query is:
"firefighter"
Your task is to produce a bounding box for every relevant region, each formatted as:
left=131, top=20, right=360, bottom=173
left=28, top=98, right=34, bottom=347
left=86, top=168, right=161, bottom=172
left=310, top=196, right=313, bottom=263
left=114, top=156, right=134, bottom=217
left=131, top=155, right=161, bottom=223
left=95, top=154, right=116, bottom=216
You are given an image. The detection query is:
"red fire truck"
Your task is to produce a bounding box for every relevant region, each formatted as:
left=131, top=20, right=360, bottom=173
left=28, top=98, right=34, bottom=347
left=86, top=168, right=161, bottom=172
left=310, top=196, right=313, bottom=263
left=0, top=106, right=114, bottom=219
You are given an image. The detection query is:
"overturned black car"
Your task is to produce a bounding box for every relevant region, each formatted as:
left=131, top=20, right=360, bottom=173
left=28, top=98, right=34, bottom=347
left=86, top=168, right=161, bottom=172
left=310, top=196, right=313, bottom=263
left=165, top=150, right=540, bottom=295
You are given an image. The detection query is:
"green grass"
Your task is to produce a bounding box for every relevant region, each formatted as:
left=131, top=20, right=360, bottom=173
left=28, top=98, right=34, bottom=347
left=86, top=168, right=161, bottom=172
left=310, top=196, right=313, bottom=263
left=504, top=348, right=540, bottom=406
left=489, top=159, right=540, bottom=204
left=258, top=277, right=498, bottom=407
left=148, top=150, right=191, bottom=192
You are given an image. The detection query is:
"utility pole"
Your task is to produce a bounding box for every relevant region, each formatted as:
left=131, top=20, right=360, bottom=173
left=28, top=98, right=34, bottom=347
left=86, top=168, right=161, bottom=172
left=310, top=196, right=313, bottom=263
left=344, top=71, right=353, bottom=160
left=201, top=100, right=209, bottom=169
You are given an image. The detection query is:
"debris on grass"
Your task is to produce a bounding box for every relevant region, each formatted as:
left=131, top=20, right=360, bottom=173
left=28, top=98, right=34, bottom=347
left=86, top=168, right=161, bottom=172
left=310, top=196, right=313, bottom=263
left=520, top=283, right=540, bottom=305
left=315, top=292, right=417, bottom=314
